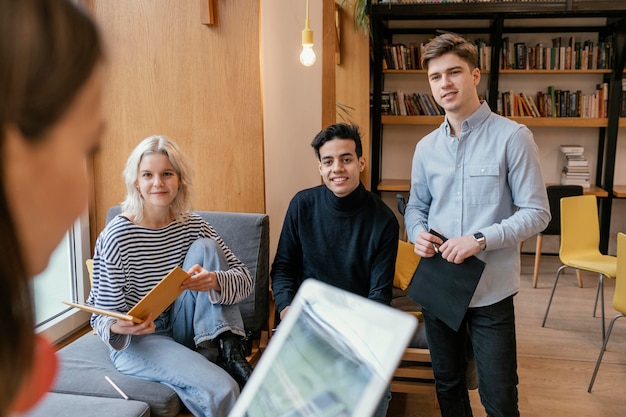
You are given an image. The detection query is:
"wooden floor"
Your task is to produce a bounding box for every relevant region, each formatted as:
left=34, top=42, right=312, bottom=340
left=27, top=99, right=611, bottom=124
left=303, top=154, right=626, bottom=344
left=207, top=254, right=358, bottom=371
left=387, top=254, right=626, bottom=417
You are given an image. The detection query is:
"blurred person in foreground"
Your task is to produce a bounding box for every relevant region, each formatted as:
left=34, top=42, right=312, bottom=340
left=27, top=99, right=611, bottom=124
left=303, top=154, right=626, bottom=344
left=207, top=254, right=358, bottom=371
left=0, top=0, right=105, bottom=415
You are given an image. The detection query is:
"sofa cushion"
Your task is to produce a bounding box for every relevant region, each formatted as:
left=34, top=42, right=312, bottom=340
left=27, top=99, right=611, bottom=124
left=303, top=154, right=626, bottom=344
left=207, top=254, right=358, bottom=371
left=394, top=240, right=420, bottom=290
left=51, top=333, right=182, bottom=417
left=23, top=392, right=150, bottom=417
left=391, top=287, right=428, bottom=349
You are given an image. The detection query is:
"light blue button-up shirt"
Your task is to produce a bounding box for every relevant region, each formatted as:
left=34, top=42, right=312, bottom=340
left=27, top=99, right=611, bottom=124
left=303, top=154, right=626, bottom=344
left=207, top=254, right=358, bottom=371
left=405, top=101, right=550, bottom=307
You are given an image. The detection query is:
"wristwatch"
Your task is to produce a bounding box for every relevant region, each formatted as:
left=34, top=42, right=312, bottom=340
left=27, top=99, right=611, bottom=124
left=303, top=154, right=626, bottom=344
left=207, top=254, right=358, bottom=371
left=473, top=232, right=486, bottom=251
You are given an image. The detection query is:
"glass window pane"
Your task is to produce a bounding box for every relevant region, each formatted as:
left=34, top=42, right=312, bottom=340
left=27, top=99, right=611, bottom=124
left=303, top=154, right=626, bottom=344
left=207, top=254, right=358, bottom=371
left=32, top=232, right=74, bottom=326
left=34, top=213, right=91, bottom=343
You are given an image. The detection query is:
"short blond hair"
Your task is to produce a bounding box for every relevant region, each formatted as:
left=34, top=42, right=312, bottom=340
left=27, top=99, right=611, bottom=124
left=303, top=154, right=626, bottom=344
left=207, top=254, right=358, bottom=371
left=121, top=135, right=194, bottom=223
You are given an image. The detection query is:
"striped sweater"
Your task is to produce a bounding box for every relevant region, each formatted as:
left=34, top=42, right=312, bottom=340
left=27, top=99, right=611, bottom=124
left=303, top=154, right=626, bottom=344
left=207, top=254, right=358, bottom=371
left=87, top=212, right=252, bottom=350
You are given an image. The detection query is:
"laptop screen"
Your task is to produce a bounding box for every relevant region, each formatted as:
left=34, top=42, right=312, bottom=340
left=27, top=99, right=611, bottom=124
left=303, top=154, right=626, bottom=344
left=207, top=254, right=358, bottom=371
left=229, top=279, right=417, bottom=417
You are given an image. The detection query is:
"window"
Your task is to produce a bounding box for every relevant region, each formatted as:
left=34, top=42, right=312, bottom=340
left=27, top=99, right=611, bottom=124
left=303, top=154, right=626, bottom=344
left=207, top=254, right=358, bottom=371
left=33, top=211, right=92, bottom=344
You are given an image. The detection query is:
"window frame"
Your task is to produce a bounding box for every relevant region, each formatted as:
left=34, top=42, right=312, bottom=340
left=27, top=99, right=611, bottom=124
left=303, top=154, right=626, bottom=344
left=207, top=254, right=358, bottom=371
left=35, top=211, right=92, bottom=344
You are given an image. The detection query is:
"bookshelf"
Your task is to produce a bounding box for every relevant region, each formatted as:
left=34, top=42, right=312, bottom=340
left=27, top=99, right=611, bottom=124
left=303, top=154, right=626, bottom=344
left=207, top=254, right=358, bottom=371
left=613, top=185, right=626, bottom=198
left=380, top=178, right=608, bottom=198
left=368, top=1, right=626, bottom=252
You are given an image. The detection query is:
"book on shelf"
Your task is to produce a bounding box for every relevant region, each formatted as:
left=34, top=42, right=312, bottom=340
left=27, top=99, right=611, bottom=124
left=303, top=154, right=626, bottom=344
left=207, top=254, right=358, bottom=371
left=517, top=94, right=531, bottom=117
left=501, top=37, right=512, bottom=70
left=561, top=169, right=590, bottom=178
left=515, top=42, right=526, bottom=70
left=560, top=175, right=591, bottom=188
left=560, top=145, right=585, bottom=154
left=574, top=41, right=582, bottom=70
left=499, top=36, right=611, bottom=71
left=397, top=90, right=407, bottom=116
left=520, top=92, right=540, bottom=118
left=536, top=91, right=545, bottom=116
left=568, top=36, right=576, bottom=70
left=560, top=144, right=590, bottom=188
left=390, top=92, right=398, bottom=115
left=497, top=86, right=608, bottom=119
left=559, top=46, right=567, bottom=70
left=381, top=91, right=391, bottom=115
left=384, top=90, right=444, bottom=116
left=564, top=157, right=589, bottom=167
left=476, top=40, right=491, bottom=71
left=597, top=82, right=608, bottom=118
left=535, top=43, right=544, bottom=70
left=382, top=42, right=426, bottom=70
left=552, top=37, right=561, bottom=69
left=527, top=46, right=536, bottom=70
left=621, top=79, right=626, bottom=117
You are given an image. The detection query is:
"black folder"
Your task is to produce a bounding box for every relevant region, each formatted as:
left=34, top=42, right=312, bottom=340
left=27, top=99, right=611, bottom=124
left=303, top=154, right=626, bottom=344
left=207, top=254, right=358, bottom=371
left=407, top=231, right=486, bottom=332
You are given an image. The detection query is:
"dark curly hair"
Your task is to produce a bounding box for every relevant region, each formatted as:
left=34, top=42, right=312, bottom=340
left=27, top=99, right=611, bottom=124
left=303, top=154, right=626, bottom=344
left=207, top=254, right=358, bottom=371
left=310, top=123, right=363, bottom=160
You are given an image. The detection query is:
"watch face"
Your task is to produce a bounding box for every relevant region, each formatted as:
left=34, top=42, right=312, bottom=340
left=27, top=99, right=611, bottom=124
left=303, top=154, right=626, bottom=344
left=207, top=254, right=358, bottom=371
left=474, top=233, right=485, bottom=250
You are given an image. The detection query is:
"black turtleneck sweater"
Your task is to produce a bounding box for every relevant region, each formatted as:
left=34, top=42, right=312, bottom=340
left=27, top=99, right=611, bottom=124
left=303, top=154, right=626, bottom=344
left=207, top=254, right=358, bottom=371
left=271, top=183, right=399, bottom=315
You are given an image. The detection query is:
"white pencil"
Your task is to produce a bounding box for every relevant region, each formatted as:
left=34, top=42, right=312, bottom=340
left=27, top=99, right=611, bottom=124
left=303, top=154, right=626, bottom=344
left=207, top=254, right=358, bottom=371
left=105, top=375, right=129, bottom=400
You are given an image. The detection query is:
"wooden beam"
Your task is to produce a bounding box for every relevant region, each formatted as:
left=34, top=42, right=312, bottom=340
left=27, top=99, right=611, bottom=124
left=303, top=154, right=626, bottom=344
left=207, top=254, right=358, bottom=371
left=200, top=0, right=215, bottom=25
left=322, top=0, right=337, bottom=128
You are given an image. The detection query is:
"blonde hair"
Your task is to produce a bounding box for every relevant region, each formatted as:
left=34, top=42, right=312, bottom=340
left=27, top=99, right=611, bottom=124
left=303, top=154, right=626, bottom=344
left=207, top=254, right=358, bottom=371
left=121, top=135, right=194, bottom=223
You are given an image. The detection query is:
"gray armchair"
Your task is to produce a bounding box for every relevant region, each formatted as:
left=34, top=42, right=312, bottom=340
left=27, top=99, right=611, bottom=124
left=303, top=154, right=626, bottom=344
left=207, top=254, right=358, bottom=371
left=29, top=209, right=270, bottom=417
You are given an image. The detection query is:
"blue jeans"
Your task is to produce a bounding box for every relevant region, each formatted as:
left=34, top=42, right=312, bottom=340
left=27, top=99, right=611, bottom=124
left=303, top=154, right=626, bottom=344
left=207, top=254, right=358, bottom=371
left=110, top=238, right=245, bottom=416
left=172, top=238, right=246, bottom=347
left=423, top=295, right=519, bottom=417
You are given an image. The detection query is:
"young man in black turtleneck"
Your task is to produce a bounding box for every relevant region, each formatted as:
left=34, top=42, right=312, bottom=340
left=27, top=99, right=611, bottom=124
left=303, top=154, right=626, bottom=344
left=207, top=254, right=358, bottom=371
left=270, top=123, right=399, bottom=417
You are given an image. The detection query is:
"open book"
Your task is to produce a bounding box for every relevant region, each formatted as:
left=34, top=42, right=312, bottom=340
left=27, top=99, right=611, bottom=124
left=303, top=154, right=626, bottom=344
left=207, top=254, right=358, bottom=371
left=63, top=266, right=190, bottom=324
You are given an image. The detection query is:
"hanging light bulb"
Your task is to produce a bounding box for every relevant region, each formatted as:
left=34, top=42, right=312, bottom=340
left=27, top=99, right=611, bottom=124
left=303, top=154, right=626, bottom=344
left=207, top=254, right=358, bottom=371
left=300, top=0, right=316, bottom=66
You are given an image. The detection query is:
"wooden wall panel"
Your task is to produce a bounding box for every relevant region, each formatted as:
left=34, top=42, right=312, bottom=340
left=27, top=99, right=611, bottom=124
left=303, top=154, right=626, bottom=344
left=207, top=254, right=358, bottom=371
left=332, top=2, right=371, bottom=188
left=89, top=0, right=264, bottom=245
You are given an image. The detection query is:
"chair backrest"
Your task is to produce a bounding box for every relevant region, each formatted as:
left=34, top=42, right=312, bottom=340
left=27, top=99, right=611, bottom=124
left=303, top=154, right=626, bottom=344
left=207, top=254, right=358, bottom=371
left=396, top=194, right=407, bottom=216
left=559, top=194, right=600, bottom=262
left=541, top=185, right=584, bottom=235
left=105, top=206, right=270, bottom=337
left=614, top=233, right=626, bottom=313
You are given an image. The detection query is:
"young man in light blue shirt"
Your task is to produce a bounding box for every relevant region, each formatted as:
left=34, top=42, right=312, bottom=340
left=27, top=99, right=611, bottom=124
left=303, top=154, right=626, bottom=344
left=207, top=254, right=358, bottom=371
left=404, top=33, right=550, bottom=417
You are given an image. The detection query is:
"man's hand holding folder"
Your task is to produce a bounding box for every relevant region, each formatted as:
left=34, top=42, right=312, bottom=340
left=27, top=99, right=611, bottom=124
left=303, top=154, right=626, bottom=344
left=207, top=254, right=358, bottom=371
left=408, top=226, right=486, bottom=332
left=417, top=220, right=483, bottom=264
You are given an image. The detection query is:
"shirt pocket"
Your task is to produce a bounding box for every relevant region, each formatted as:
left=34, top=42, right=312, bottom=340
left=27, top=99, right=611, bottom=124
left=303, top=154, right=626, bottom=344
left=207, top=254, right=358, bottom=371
left=467, top=163, right=500, bottom=205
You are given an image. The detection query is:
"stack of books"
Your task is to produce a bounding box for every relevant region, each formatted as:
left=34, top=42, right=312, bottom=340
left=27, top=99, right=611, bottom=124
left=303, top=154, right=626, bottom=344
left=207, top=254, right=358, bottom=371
left=560, top=145, right=590, bottom=188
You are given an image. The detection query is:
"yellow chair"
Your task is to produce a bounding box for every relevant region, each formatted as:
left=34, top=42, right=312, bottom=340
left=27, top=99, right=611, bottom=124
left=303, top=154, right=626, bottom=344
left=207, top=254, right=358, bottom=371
left=587, top=232, right=626, bottom=392
left=85, top=258, right=93, bottom=284
left=541, top=195, right=617, bottom=340
left=390, top=240, right=437, bottom=409
left=532, top=185, right=584, bottom=288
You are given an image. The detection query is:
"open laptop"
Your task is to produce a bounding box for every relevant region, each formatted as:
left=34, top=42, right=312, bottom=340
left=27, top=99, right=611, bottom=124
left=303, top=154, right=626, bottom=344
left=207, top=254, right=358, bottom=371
left=229, top=279, right=418, bottom=417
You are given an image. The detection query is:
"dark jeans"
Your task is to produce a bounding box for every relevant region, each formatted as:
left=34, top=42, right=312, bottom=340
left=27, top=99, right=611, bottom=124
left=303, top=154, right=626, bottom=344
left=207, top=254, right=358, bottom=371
left=423, top=295, right=520, bottom=417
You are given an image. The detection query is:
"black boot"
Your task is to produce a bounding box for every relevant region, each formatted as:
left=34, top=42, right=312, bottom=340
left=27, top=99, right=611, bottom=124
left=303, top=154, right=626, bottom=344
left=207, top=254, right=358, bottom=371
left=217, top=333, right=253, bottom=388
